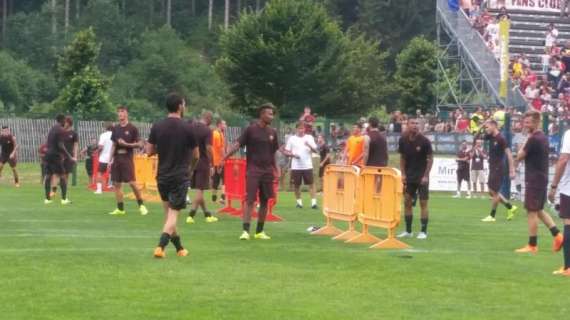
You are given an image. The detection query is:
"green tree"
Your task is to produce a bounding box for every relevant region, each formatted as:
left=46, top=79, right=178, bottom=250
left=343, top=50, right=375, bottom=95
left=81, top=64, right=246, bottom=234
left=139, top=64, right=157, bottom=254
left=55, top=28, right=112, bottom=119
left=0, top=51, right=57, bottom=114
left=393, top=36, right=438, bottom=114
left=110, top=26, right=229, bottom=118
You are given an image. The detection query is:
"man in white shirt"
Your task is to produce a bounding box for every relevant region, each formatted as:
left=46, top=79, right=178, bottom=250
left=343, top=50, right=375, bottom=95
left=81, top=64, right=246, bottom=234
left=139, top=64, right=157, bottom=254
left=95, top=123, right=114, bottom=194
left=286, top=122, right=318, bottom=209
left=548, top=129, right=570, bottom=276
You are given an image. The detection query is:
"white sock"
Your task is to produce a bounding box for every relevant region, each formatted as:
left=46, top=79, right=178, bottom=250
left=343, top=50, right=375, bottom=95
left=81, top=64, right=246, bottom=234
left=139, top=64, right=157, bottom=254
left=311, top=198, right=317, bottom=206
left=96, top=183, right=102, bottom=192
left=296, top=199, right=303, bottom=206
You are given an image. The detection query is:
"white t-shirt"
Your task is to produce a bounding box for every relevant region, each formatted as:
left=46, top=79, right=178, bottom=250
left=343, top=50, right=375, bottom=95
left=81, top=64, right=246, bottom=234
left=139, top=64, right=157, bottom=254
left=559, top=130, right=570, bottom=196
left=285, top=134, right=317, bottom=170
left=98, top=131, right=113, bottom=163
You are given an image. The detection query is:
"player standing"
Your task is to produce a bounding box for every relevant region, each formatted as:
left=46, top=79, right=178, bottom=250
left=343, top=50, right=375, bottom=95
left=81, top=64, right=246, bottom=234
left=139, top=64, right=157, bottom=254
left=480, top=120, right=518, bottom=222
left=61, top=116, right=78, bottom=203
left=0, top=126, right=20, bottom=187
left=549, top=126, right=570, bottom=276
left=344, top=123, right=365, bottom=166
left=454, top=141, right=472, bottom=198
left=95, top=123, right=113, bottom=194
left=470, top=139, right=487, bottom=197
left=285, top=122, right=318, bottom=209
left=147, top=93, right=199, bottom=258
left=514, top=111, right=562, bottom=253
left=224, top=103, right=284, bottom=240
left=211, top=119, right=227, bottom=204
left=44, top=115, right=75, bottom=204
left=108, top=106, right=148, bottom=216
left=187, top=111, right=218, bottom=223
left=397, top=118, right=433, bottom=240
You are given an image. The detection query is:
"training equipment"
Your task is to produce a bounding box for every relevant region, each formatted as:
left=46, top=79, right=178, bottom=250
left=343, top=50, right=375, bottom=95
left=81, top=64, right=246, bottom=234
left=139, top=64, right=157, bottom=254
left=313, top=165, right=410, bottom=249
left=128, top=155, right=161, bottom=202
left=219, top=158, right=283, bottom=221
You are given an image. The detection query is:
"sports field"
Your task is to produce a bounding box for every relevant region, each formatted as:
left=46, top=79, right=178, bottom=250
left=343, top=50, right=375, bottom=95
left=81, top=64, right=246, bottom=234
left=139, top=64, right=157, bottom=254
left=0, top=164, right=568, bottom=320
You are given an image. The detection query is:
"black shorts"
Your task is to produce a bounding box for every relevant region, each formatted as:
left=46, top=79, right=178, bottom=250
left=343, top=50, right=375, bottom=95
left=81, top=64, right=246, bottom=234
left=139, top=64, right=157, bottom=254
left=487, top=169, right=504, bottom=193
left=405, top=182, right=429, bottom=201
left=291, top=169, right=314, bottom=186
left=98, top=162, right=109, bottom=174
left=191, top=168, right=210, bottom=190
left=0, top=154, right=16, bottom=167
left=246, top=173, right=274, bottom=204
left=457, top=169, right=470, bottom=182
left=158, top=179, right=189, bottom=211
left=111, top=157, right=135, bottom=183
left=63, top=158, right=76, bottom=174
left=212, top=166, right=224, bottom=189
left=45, top=154, right=64, bottom=175
left=559, top=193, right=570, bottom=219
left=525, top=187, right=547, bottom=212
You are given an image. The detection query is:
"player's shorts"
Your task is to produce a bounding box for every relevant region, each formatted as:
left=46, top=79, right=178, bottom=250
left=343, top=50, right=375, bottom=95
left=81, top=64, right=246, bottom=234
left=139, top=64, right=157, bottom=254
left=524, top=187, right=547, bottom=212
left=191, top=168, right=210, bottom=190
left=471, top=170, right=486, bottom=184
left=63, top=158, right=76, bottom=174
left=457, top=169, right=470, bottom=182
left=44, top=154, right=64, bottom=175
left=246, top=172, right=274, bottom=204
left=158, top=178, right=189, bottom=210
left=98, top=162, right=109, bottom=174
left=405, top=182, right=429, bottom=201
left=212, top=166, right=224, bottom=189
left=111, top=156, right=135, bottom=183
left=0, top=154, right=17, bottom=167
left=559, top=193, right=570, bottom=219
left=291, top=169, right=314, bottom=186
left=487, top=169, right=504, bottom=193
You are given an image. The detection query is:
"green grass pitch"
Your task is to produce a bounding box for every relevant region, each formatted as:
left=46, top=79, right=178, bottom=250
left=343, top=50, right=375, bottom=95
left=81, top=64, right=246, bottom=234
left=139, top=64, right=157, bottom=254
left=0, top=163, right=568, bottom=319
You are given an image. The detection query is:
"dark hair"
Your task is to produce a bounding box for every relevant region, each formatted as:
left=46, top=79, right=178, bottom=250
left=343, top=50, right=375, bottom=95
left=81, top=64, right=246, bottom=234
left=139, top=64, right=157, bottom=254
left=296, top=121, right=305, bottom=129
left=165, top=92, right=185, bottom=113
left=1, top=125, right=8, bottom=129
left=104, top=122, right=113, bottom=131
left=368, top=116, right=379, bottom=128
left=257, top=103, right=275, bottom=117
left=524, top=110, right=541, bottom=122
left=216, top=118, right=225, bottom=125
left=117, top=105, right=128, bottom=112
left=353, top=122, right=363, bottom=129
left=56, top=114, right=65, bottom=125
left=64, top=116, right=73, bottom=126
left=486, top=119, right=498, bottom=126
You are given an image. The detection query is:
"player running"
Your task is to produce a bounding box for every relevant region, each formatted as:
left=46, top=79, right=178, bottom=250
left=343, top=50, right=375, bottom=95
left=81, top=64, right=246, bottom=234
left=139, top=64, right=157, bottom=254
left=44, top=115, right=75, bottom=204
left=480, top=120, right=518, bottom=222
left=108, top=106, right=148, bottom=216
left=514, top=111, right=562, bottom=253
left=147, top=93, right=199, bottom=258
left=0, top=125, right=20, bottom=187
left=397, top=118, right=433, bottom=240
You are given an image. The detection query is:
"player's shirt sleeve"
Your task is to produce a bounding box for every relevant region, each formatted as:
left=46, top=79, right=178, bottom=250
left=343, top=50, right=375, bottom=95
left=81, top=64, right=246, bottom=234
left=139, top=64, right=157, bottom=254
left=308, top=135, right=317, bottom=149
left=110, top=127, right=117, bottom=143
left=425, top=138, right=433, bottom=155
left=523, top=135, right=535, bottom=154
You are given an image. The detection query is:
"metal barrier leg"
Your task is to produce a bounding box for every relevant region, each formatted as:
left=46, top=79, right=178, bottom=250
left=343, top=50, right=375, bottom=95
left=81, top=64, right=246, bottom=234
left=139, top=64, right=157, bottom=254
left=345, top=224, right=383, bottom=244
left=311, top=216, right=342, bottom=236
left=370, top=228, right=410, bottom=249
left=332, top=220, right=361, bottom=241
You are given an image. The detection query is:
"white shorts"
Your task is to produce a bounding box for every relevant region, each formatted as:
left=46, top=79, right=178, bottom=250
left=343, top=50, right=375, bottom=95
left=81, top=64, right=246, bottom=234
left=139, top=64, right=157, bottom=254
left=471, top=170, right=486, bottom=184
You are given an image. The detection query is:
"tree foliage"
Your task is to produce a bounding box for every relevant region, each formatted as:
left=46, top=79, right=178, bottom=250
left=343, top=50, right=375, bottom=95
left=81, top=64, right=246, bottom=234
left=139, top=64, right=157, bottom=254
left=394, top=36, right=439, bottom=114
left=217, top=0, right=388, bottom=117
left=55, top=28, right=112, bottom=119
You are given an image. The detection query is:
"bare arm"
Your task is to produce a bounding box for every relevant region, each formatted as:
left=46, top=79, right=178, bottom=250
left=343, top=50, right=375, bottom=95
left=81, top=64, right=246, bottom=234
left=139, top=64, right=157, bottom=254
left=73, top=142, right=79, bottom=160
left=362, top=135, right=370, bottom=166
left=145, top=142, right=156, bottom=157
left=189, top=147, right=200, bottom=173
left=279, top=145, right=297, bottom=158
left=422, top=154, right=433, bottom=184
left=206, top=144, right=214, bottom=167
left=506, top=148, right=515, bottom=178
left=551, top=153, right=570, bottom=189
left=223, top=141, right=241, bottom=161
left=10, top=136, right=17, bottom=158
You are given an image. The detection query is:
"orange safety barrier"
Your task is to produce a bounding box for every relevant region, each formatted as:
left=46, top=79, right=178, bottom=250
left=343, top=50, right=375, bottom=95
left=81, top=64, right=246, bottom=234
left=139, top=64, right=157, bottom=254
left=127, top=155, right=161, bottom=202
left=88, top=152, right=112, bottom=192
left=219, top=158, right=283, bottom=221
left=312, top=165, right=361, bottom=240
left=347, top=167, right=409, bottom=249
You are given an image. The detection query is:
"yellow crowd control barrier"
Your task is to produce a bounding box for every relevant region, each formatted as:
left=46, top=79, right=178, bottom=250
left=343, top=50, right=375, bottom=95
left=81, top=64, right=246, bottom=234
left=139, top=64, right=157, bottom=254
left=348, top=167, right=409, bottom=249
left=313, top=165, right=410, bottom=249
left=312, top=165, right=362, bottom=240
left=127, top=155, right=161, bottom=202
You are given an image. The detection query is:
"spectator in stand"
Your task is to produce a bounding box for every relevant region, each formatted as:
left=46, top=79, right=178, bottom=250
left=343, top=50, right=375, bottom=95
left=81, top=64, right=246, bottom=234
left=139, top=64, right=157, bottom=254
left=549, top=56, right=564, bottom=86
left=470, top=107, right=485, bottom=134
left=299, top=106, right=316, bottom=135
left=391, top=111, right=404, bottom=133
left=496, top=6, right=510, bottom=21
left=520, top=53, right=531, bottom=69
left=329, top=123, right=338, bottom=148
left=543, top=48, right=553, bottom=74
left=455, top=110, right=470, bottom=133
left=546, top=23, right=559, bottom=53
left=525, top=82, right=542, bottom=111
left=512, top=56, right=523, bottom=82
